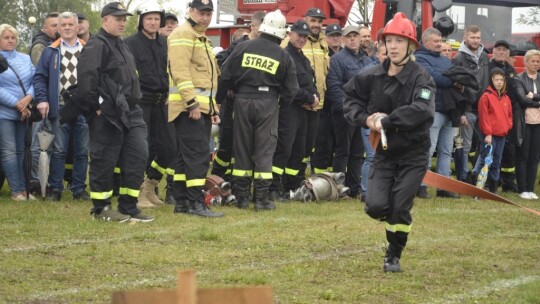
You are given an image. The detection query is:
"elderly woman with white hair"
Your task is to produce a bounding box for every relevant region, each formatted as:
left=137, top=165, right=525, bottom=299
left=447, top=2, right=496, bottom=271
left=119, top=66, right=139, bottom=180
left=0, top=24, right=36, bottom=201
left=514, top=49, right=540, bottom=200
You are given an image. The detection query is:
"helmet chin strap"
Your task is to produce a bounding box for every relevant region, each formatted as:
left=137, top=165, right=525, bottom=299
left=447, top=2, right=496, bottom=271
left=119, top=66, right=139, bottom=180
left=384, top=39, right=411, bottom=67
left=394, top=40, right=411, bottom=66
left=142, top=27, right=157, bottom=39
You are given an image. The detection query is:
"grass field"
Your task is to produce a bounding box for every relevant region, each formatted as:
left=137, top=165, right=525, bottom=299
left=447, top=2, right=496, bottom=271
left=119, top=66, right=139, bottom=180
left=0, top=185, right=539, bottom=303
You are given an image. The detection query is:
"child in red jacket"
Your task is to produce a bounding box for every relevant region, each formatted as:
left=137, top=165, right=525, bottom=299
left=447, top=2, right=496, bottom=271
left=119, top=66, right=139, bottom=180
left=474, top=67, right=513, bottom=193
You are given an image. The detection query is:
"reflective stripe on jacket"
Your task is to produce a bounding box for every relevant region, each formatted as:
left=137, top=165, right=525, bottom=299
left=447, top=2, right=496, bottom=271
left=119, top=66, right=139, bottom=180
left=168, top=20, right=219, bottom=121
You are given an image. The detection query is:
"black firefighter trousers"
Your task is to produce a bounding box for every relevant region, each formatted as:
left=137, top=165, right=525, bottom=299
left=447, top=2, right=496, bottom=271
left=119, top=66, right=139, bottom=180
left=311, top=109, right=335, bottom=173
left=232, top=95, right=278, bottom=199
left=291, top=110, right=319, bottom=186
left=172, top=112, right=211, bottom=204
left=270, top=104, right=307, bottom=193
left=211, top=95, right=234, bottom=179
left=332, top=110, right=364, bottom=197
left=140, top=102, right=176, bottom=181
left=89, top=106, right=148, bottom=216
left=365, top=151, right=429, bottom=254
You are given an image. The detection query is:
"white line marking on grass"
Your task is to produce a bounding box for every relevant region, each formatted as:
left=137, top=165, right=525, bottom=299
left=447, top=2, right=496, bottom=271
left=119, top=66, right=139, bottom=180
left=24, top=248, right=367, bottom=301
left=426, top=275, right=540, bottom=304
left=2, top=230, right=171, bottom=253
left=20, top=232, right=540, bottom=302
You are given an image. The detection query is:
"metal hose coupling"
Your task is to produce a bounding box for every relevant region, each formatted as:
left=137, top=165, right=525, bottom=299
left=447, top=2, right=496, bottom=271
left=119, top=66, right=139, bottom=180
left=373, top=114, right=388, bottom=150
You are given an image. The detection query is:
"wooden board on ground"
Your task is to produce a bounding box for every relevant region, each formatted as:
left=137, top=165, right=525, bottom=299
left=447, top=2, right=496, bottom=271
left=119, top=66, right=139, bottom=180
left=112, top=269, right=273, bottom=304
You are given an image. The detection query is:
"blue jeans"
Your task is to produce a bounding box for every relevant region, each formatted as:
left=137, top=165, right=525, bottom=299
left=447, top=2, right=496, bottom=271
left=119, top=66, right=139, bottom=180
left=48, top=115, right=89, bottom=194
left=0, top=119, right=27, bottom=194
left=360, top=127, right=375, bottom=195
left=428, top=112, right=454, bottom=177
left=473, top=136, right=505, bottom=182
left=455, top=112, right=478, bottom=181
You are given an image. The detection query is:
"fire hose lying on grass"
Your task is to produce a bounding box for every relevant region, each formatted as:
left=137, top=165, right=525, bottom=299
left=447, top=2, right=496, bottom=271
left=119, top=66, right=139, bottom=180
left=368, top=120, right=540, bottom=217
left=204, top=175, right=236, bottom=206
left=287, top=172, right=350, bottom=203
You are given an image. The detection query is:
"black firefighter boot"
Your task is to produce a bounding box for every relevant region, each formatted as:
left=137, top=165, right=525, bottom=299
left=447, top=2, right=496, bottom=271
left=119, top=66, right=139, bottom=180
left=173, top=199, right=190, bottom=214
left=165, top=175, right=177, bottom=205
left=254, top=179, right=276, bottom=212
left=268, top=173, right=283, bottom=202
left=233, top=177, right=251, bottom=209
left=487, top=178, right=499, bottom=194
left=384, top=230, right=408, bottom=273
left=500, top=172, right=519, bottom=193
left=189, top=200, right=224, bottom=218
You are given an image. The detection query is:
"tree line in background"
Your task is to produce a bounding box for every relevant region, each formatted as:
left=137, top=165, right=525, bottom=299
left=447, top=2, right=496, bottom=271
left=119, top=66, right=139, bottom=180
left=0, top=0, right=181, bottom=52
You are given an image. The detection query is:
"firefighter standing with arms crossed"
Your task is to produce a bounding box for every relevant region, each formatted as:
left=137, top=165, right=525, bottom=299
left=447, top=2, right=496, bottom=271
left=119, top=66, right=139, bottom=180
left=281, top=8, right=329, bottom=187
left=168, top=0, right=222, bottom=217
left=344, top=13, right=435, bottom=272
left=221, top=9, right=299, bottom=211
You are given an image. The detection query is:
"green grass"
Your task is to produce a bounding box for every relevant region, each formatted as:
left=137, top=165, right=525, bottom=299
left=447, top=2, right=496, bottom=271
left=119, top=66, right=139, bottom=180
left=0, top=186, right=539, bottom=303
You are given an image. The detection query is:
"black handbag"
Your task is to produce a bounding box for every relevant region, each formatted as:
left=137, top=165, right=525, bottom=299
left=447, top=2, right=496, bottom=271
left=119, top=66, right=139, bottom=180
left=0, top=54, right=8, bottom=73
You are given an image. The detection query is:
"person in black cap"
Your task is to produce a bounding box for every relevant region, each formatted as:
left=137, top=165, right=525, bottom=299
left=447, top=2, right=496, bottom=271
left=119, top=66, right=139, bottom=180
left=159, top=13, right=179, bottom=37
left=76, top=13, right=92, bottom=42
left=168, top=0, right=224, bottom=217
left=483, top=39, right=519, bottom=193
left=309, top=23, right=343, bottom=180
left=77, top=2, right=154, bottom=222
left=269, top=20, right=319, bottom=201
left=325, top=24, right=342, bottom=56
left=327, top=25, right=372, bottom=200
left=279, top=7, right=329, bottom=192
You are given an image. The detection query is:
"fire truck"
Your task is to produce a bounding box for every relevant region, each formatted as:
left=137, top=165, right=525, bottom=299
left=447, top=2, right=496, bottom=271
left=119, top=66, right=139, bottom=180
left=207, top=0, right=355, bottom=48
left=207, top=0, right=539, bottom=70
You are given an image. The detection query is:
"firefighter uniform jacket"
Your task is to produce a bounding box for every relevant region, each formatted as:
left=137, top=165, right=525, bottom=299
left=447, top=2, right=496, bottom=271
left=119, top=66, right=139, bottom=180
left=168, top=20, right=219, bottom=121
left=285, top=42, right=318, bottom=106
left=282, top=33, right=329, bottom=110
left=125, top=31, right=168, bottom=94
left=78, top=28, right=141, bottom=113
left=343, top=59, right=436, bottom=158
left=221, top=34, right=298, bottom=104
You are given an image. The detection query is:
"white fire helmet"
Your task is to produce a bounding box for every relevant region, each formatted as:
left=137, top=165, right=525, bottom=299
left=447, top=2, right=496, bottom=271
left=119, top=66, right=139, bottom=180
left=259, top=9, right=287, bottom=40
left=137, top=1, right=165, bottom=29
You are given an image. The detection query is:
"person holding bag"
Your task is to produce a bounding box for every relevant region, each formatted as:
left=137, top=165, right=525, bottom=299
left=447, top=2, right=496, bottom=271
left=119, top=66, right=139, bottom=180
left=0, top=24, right=37, bottom=201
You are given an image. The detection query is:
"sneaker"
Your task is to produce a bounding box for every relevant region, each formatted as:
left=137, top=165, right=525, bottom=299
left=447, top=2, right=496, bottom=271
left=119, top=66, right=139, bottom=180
left=130, top=212, right=155, bottom=223
left=519, top=192, right=533, bottom=200
left=46, top=189, right=62, bottom=201
left=416, top=185, right=431, bottom=199
left=11, top=193, right=27, bottom=201
left=73, top=190, right=91, bottom=202
left=529, top=192, right=539, bottom=200
left=92, top=206, right=131, bottom=223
